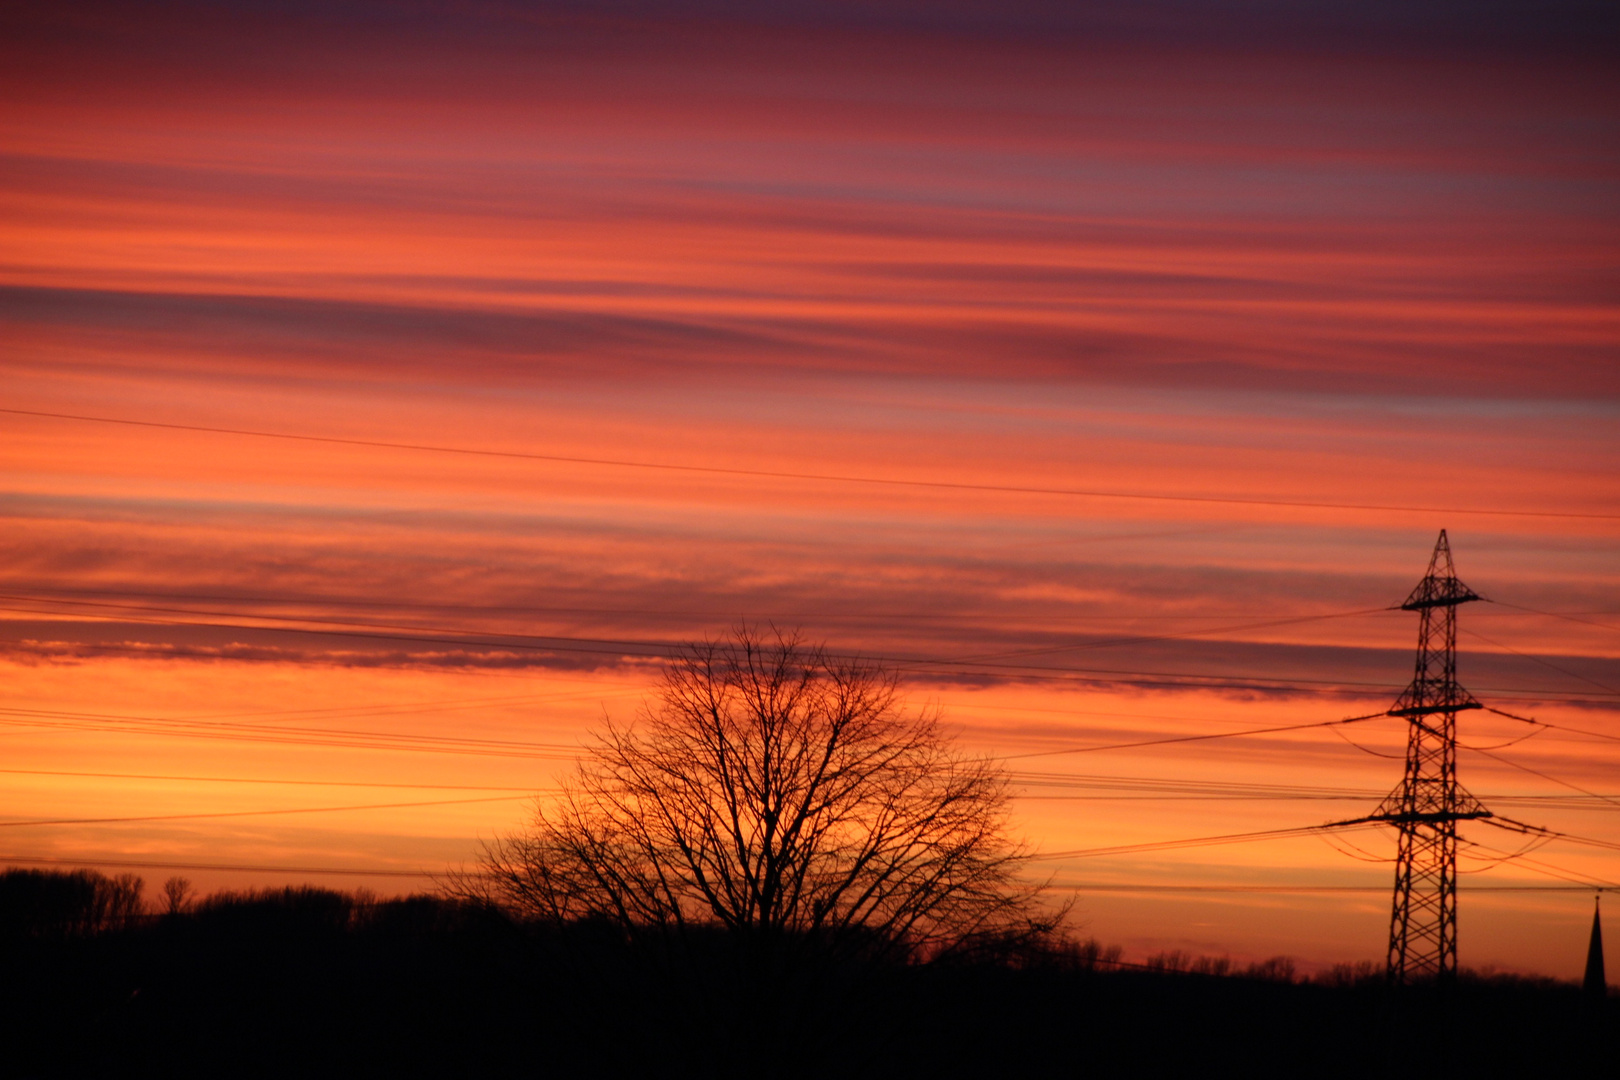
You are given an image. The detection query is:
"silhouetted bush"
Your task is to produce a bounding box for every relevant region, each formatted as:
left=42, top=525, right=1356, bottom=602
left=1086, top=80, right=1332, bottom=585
left=190, top=884, right=361, bottom=935
left=1245, top=955, right=1298, bottom=982
left=1146, top=948, right=1193, bottom=972
left=1317, top=959, right=1381, bottom=987
left=1191, top=954, right=1233, bottom=976
left=1049, top=935, right=1124, bottom=972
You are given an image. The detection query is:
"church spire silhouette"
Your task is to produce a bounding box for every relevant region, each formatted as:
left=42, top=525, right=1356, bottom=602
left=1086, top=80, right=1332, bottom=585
left=1585, top=895, right=1607, bottom=999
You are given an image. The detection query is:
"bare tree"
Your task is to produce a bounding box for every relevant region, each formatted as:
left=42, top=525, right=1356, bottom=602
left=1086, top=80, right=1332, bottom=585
left=462, top=626, right=1056, bottom=964
left=161, top=876, right=193, bottom=915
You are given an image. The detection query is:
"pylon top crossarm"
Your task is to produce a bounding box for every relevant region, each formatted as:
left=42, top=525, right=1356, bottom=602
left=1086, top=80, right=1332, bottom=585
left=1401, top=580, right=1481, bottom=610
left=1400, top=529, right=1481, bottom=610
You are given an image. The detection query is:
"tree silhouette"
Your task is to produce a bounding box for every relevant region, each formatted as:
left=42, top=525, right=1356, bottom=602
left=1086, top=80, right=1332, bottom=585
left=0, top=868, right=144, bottom=938
left=162, top=876, right=193, bottom=915
left=462, top=627, right=1054, bottom=964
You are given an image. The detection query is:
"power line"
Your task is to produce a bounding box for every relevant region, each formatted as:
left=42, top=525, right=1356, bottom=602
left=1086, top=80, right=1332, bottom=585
left=0, top=854, right=437, bottom=877
left=1319, top=829, right=1397, bottom=864
left=1488, top=600, right=1620, bottom=635
left=1457, top=837, right=1620, bottom=890
left=11, top=595, right=1620, bottom=704
left=0, top=794, right=535, bottom=829
left=1456, top=831, right=1555, bottom=874
left=6, top=616, right=1411, bottom=700
left=1005, top=770, right=1620, bottom=809
left=1013, top=793, right=1376, bottom=803
left=1, top=594, right=677, bottom=653
left=1, top=697, right=1605, bottom=773
left=10, top=763, right=1613, bottom=811
left=13, top=595, right=1393, bottom=682
left=999, top=711, right=1389, bottom=761
left=1030, top=821, right=1379, bottom=861
left=1476, top=703, right=1620, bottom=747
left=1462, top=625, right=1620, bottom=697
left=2, top=683, right=634, bottom=727
left=10, top=581, right=1604, bottom=625
left=1481, top=817, right=1620, bottom=856
left=1006, top=767, right=1620, bottom=802
left=0, top=706, right=588, bottom=758
left=1043, top=883, right=1609, bottom=894
left=0, top=581, right=1429, bottom=625
left=1464, top=744, right=1620, bottom=811
left=1006, top=770, right=1384, bottom=796
left=0, top=855, right=1605, bottom=890
left=6, top=599, right=1393, bottom=702
left=11, top=604, right=1395, bottom=697
left=1336, top=820, right=1620, bottom=892
left=0, top=601, right=677, bottom=663
left=1, top=709, right=570, bottom=755
left=936, top=608, right=1388, bottom=664
left=0, top=767, right=544, bottom=791
left=6, top=406, right=1615, bottom=520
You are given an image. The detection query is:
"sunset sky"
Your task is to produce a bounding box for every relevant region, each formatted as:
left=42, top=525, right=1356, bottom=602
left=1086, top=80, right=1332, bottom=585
left=2, top=1, right=1617, bottom=978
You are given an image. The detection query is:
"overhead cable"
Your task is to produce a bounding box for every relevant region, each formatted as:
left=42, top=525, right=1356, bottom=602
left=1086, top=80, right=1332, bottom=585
left=0, top=794, right=535, bottom=829
left=5, top=406, right=1615, bottom=520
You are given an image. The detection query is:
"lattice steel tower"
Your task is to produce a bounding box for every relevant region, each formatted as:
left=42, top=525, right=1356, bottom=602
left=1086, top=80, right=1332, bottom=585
left=1369, top=530, right=1492, bottom=982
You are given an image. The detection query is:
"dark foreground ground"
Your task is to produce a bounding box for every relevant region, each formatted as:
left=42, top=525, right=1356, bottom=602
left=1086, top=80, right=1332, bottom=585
left=3, top=881, right=1613, bottom=1078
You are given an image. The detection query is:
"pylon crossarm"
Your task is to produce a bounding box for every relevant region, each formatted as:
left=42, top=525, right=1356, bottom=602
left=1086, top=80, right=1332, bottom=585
left=1388, top=701, right=1481, bottom=719
left=1399, top=587, right=1481, bottom=611
left=1364, top=811, right=1493, bottom=825
left=1321, top=814, right=1392, bottom=829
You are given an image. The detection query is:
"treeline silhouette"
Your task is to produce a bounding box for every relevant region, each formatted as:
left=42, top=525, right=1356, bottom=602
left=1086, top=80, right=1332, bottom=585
left=1, top=868, right=1611, bottom=1077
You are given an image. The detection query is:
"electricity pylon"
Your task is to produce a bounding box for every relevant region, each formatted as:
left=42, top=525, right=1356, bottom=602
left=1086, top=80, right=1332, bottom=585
left=1369, top=530, right=1492, bottom=982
